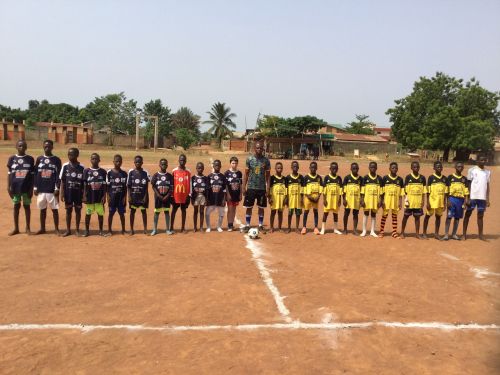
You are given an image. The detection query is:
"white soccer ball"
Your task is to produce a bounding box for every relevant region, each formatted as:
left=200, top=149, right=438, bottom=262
left=248, top=227, right=259, bottom=239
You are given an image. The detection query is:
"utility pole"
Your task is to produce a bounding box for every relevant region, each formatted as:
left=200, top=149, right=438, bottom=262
left=135, top=114, right=140, bottom=151
left=136, top=114, right=159, bottom=151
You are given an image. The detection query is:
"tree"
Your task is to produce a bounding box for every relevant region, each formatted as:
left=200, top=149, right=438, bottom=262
left=256, top=115, right=326, bottom=137
left=345, top=114, right=376, bottom=135
left=203, top=102, right=237, bottom=148
left=386, top=72, right=499, bottom=161
left=143, top=99, right=172, bottom=144
left=171, top=107, right=201, bottom=137
left=175, top=128, right=197, bottom=150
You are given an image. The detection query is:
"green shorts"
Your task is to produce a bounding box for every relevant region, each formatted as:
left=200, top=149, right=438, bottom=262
left=154, top=207, right=170, bottom=213
left=86, top=203, right=105, bottom=216
left=130, top=205, right=147, bottom=211
left=12, top=193, right=31, bottom=205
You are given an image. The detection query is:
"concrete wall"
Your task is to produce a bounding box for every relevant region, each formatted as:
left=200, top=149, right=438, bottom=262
left=94, top=133, right=147, bottom=148
left=333, top=140, right=397, bottom=156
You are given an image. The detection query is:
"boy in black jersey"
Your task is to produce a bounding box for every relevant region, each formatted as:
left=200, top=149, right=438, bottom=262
left=60, top=148, right=85, bottom=236
left=205, top=159, right=227, bottom=232
left=191, top=162, right=208, bottom=232
left=107, top=154, right=128, bottom=235
left=7, top=140, right=35, bottom=236
left=34, top=140, right=62, bottom=235
left=443, top=161, right=469, bottom=240
left=400, top=161, right=426, bottom=239
left=83, top=153, right=107, bottom=236
left=342, top=163, right=362, bottom=235
left=128, top=155, right=150, bottom=235
left=151, top=158, right=174, bottom=235
left=301, top=161, right=322, bottom=235
left=225, top=157, right=242, bottom=231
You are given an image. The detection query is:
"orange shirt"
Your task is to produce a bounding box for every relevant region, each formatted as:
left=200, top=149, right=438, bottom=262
left=172, top=167, right=191, bottom=203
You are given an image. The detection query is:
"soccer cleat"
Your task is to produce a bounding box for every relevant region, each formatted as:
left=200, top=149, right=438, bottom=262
left=166, top=230, right=174, bottom=235
left=452, top=234, right=461, bottom=241
left=241, top=225, right=250, bottom=233
left=227, top=227, right=233, bottom=232
left=360, top=231, right=367, bottom=237
left=150, top=230, right=157, bottom=236
left=370, top=231, right=378, bottom=238
left=217, top=227, right=223, bottom=233
left=206, top=228, right=211, bottom=233
left=334, top=229, right=343, bottom=235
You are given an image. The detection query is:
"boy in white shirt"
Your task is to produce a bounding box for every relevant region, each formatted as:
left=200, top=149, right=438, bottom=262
left=463, top=155, right=490, bottom=241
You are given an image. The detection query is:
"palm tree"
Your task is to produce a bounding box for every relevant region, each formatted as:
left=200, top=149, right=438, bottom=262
left=203, top=102, right=237, bottom=148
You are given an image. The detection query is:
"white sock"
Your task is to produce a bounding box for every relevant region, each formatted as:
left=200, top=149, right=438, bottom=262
left=370, top=217, right=376, bottom=233
left=361, top=215, right=368, bottom=235
left=320, top=222, right=325, bottom=234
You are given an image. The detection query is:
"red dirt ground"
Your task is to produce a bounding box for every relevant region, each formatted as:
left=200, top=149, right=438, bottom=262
left=0, top=145, right=499, bottom=374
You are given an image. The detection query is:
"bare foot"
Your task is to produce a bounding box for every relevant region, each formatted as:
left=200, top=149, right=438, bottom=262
left=8, top=229, right=20, bottom=236
left=61, top=230, right=71, bottom=237
left=479, top=235, right=488, bottom=242
left=25, top=229, right=32, bottom=235
left=269, top=228, right=274, bottom=233
left=35, top=229, right=46, bottom=235
left=285, top=228, right=291, bottom=234
left=399, top=233, right=405, bottom=239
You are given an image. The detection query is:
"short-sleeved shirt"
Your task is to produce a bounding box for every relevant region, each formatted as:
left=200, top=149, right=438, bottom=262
left=7, top=154, right=35, bottom=194
left=245, top=155, right=270, bottom=191
left=343, top=174, right=362, bottom=209
left=60, top=162, right=85, bottom=203
left=207, top=172, right=227, bottom=206
left=83, top=167, right=107, bottom=204
left=286, top=174, right=304, bottom=209
left=151, top=172, right=174, bottom=208
left=270, top=175, right=287, bottom=203
left=323, top=174, right=343, bottom=211
left=447, top=174, right=469, bottom=198
left=361, top=174, right=383, bottom=210
left=191, top=175, right=208, bottom=199
left=224, top=170, right=242, bottom=202
left=107, top=169, right=128, bottom=200
left=34, top=155, right=62, bottom=193
left=128, top=169, right=150, bottom=207
left=404, top=173, right=426, bottom=209
left=172, top=167, right=191, bottom=203
left=427, top=174, right=448, bottom=209
left=382, top=175, right=405, bottom=210
left=303, top=174, right=323, bottom=197
left=467, top=166, right=490, bottom=200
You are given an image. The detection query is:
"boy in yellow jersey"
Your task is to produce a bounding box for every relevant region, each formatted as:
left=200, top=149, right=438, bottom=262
left=301, top=161, right=322, bottom=235
left=443, top=161, right=469, bottom=240
left=285, top=161, right=304, bottom=233
left=342, top=162, right=362, bottom=235
left=401, top=161, right=426, bottom=239
left=268, top=162, right=287, bottom=232
left=320, top=161, right=343, bottom=235
left=422, top=161, right=448, bottom=239
left=379, top=162, right=405, bottom=238
left=360, top=161, right=383, bottom=237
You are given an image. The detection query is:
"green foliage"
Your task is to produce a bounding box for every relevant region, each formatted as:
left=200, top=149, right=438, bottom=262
left=345, top=114, right=375, bottom=135
left=387, top=72, right=499, bottom=160
left=171, top=107, right=201, bottom=137
left=203, top=102, right=237, bottom=147
left=200, top=131, right=213, bottom=143
left=0, top=104, right=27, bottom=122
left=257, top=115, right=326, bottom=137
left=143, top=99, right=172, bottom=142
left=175, top=128, right=197, bottom=150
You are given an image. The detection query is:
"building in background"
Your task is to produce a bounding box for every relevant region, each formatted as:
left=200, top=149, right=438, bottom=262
left=1, top=119, right=26, bottom=141
left=33, top=122, right=94, bottom=144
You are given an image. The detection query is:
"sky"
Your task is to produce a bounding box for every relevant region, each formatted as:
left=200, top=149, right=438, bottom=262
left=1, top=0, right=499, bottom=130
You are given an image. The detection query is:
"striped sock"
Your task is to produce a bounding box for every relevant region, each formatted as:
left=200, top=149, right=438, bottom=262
left=380, top=214, right=388, bottom=233
left=391, top=214, right=398, bottom=237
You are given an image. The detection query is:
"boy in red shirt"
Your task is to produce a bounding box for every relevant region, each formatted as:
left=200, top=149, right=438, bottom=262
left=171, top=154, right=191, bottom=233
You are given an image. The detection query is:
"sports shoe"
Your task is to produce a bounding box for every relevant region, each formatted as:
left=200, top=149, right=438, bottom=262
left=334, top=229, right=343, bottom=235
left=227, top=227, right=233, bottom=232
left=241, top=225, right=250, bottom=233
left=370, top=231, right=378, bottom=238
left=360, top=231, right=367, bottom=237
left=150, top=230, right=157, bottom=236
left=217, top=227, right=223, bottom=233
left=206, top=228, right=211, bottom=233
left=258, top=225, right=266, bottom=234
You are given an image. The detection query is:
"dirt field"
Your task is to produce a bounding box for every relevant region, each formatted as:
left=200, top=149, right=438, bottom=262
left=1, top=143, right=499, bottom=374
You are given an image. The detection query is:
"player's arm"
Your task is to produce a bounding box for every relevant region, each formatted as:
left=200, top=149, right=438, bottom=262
left=33, top=157, right=40, bottom=196
left=54, top=159, right=61, bottom=197
left=101, top=173, right=107, bottom=204
left=242, top=168, right=249, bottom=196
left=221, top=178, right=227, bottom=206
left=360, top=180, right=365, bottom=208
left=82, top=170, right=88, bottom=203
left=265, top=165, right=271, bottom=197
left=28, top=157, right=35, bottom=198
left=6, top=159, right=13, bottom=198
left=486, top=180, right=490, bottom=207
left=342, top=178, right=348, bottom=207
left=59, top=167, right=65, bottom=202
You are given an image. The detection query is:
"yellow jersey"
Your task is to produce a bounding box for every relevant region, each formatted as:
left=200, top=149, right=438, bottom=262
left=303, top=174, right=323, bottom=198
left=404, top=173, right=426, bottom=209
left=447, top=174, right=469, bottom=198
left=269, top=175, right=287, bottom=210
left=381, top=175, right=405, bottom=210
left=285, top=174, right=303, bottom=209
left=361, top=174, right=382, bottom=210
left=343, top=174, right=362, bottom=209
left=427, top=174, right=448, bottom=209
left=322, top=174, right=343, bottom=211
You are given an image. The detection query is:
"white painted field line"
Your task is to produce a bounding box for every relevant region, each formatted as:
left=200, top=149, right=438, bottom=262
left=244, top=235, right=292, bottom=322
left=0, top=321, right=498, bottom=333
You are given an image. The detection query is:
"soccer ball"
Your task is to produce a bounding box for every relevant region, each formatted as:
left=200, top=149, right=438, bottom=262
left=248, top=227, right=259, bottom=239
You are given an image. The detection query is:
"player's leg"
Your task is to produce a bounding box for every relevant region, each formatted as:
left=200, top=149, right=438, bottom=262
left=379, top=210, right=388, bottom=237
left=286, top=209, right=293, bottom=233
left=463, top=208, right=472, bottom=241
left=422, top=213, right=431, bottom=238
left=301, top=209, right=309, bottom=234
left=108, top=208, right=115, bottom=235
left=227, top=205, right=235, bottom=231
left=320, top=211, right=328, bottom=235
left=451, top=218, right=460, bottom=240
left=313, top=208, right=319, bottom=234
left=343, top=208, right=350, bottom=234
left=434, top=211, right=442, bottom=239
left=391, top=212, right=399, bottom=238
left=52, top=209, right=60, bottom=234
left=180, top=204, right=187, bottom=233
left=415, top=214, right=423, bottom=239
left=83, top=205, right=91, bottom=237
left=370, top=210, right=377, bottom=237
left=119, top=212, right=126, bottom=234
left=37, top=209, right=47, bottom=235
left=164, top=209, right=171, bottom=235
left=74, top=206, right=82, bottom=236
left=352, top=209, right=359, bottom=235
left=151, top=210, right=159, bottom=236
left=477, top=210, right=486, bottom=241
left=97, top=212, right=105, bottom=236
left=170, top=204, right=179, bottom=232
left=198, top=205, right=205, bottom=232
left=277, top=209, right=283, bottom=231
left=270, top=209, right=276, bottom=232
left=361, top=210, right=369, bottom=237
left=22, top=195, right=31, bottom=234
left=193, top=205, right=199, bottom=232
left=205, top=205, right=212, bottom=232
left=216, top=206, right=224, bottom=232
left=257, top=206, right=265, bottom=231
left=129, top=207, right=136, bottom=235
left=400, top=211, right=409, bottom=239
left=63, top=206, right=73, bottom=237
left=9, top=202, right=21, bottom=236
left=443, top=216, right=452, bottom=240
left=295, top=209, right=301, bottom=232
left=141, top=208, right=147, bottom=234
left=333, top=213, right=342, bottom=234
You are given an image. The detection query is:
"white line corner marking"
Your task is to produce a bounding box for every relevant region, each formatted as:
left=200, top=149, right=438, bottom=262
left=244, top=235, right=292, bottom=322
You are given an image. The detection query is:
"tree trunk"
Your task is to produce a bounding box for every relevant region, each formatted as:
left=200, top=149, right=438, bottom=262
left=443, top=147, right=450, bottom=163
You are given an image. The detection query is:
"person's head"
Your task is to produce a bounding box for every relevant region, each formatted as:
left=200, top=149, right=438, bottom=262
left=351, top=162, right=359, bottom=175
left=113, top=154, right=122, bottom=169
left=230, top=156, right=238, bottom=170
left=196, top=161, right=204, bottom=175
left=275, top=162, right=283, bottom=175
left=134, top=155, right=143, bottom=169
left=309, top=161, right=317, bottom=174
left=254, top=142, right=263, bottom=157
left=213, top=159, right=221, bottom=173
left=68, top=147, right=79, bottom=163
left=16, top=140, right=27, bottom=155
left=43, top=139, right=54, bottom=155
left=389, top=162, right=398, bottom=176
left=330, top=161, right=338, bottom=175
left=477, top=155, right=487, bottom=168
left=178, top=154, right=187, bottom=168
left=411, top=161, right=420, bottom=174
left=90, top=153, right=100, bottom=168
left=291, top=161, right=299, bottom=174
left=433, top=161, right=442, bottom=174
left=454, top=161, right=464, bottom=174
left=369, top=161, right=378, bottom=175
left=159, top=158, right=168, bottom=172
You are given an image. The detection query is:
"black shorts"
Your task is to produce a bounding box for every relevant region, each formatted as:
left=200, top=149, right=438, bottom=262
left=404, top=208, right=423, bottom=217
left=243, top=189, right=267, bottom=208
left=172, top=196, right=190, bottom=209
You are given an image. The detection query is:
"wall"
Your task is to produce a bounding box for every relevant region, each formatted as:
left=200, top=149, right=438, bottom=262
left=94, top=133, right=147, bottom=148
left=333, top=140, right=397, bottom=156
